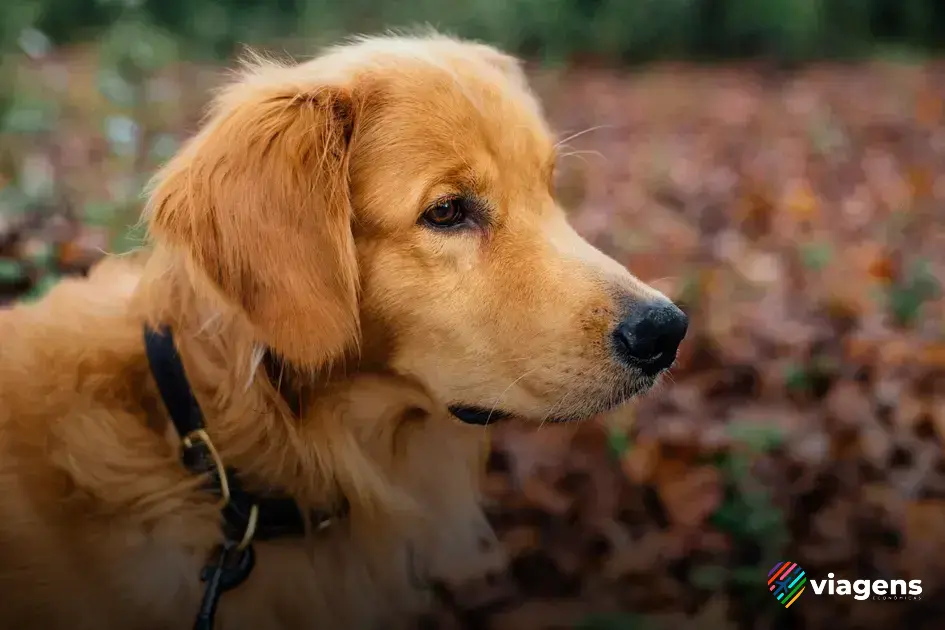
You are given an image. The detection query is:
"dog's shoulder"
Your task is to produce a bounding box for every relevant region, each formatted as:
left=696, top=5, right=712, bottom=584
left=0, top=254, right=152, bottom=439
left=0, top=252, right=202, bottom=629
left=1, top=253, right=145, bottom=356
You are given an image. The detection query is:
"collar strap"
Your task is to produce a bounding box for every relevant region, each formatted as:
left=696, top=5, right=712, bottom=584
left=143, top=324, right=349, bottom=630
left=143, top=325, right=349, bottom=543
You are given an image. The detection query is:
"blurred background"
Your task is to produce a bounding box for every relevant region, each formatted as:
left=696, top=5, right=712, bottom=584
left=2, top=1, right=945, bottom=629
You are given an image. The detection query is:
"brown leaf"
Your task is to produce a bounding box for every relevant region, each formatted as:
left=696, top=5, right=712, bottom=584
left=785, top=178, right=819, bottom=222
left=878, top=337, right=916, bottom=368
left=494, top=424, right=575, bottom=482
left=867, top=252, right=898, bottom=284
left=920, top=342, right=945, bottom=369
left=603, top=531, right=670, bottom=579
left=824, top=293, right=862, bottom=324
left=598, top=403, right=636, bottom=433
left=620, top=437, right=660, bottom=484
left=735, top=184, right=774, bottom=240
left=908, top=167, right=934, bottom=201
left=520, top=474, right=573, bottom=515
left=57, top=226, right=110, bottom=270
left=893, top=391, right=926, bottom=432
left=810, top=499, right=857, bottom=564
left=859, top=426, right=892, bottom=468
left=655, top=463, right=723, bottom=529
left=499, top=526, right=541, bottom=557
left=790, top=429, right=830, bottom=468
left=915, top=89, right=943, bottom=127
left=932, top=399, right=945, bottom=445
left=901, top=500, right=945, bottom=578
left=824, top=379, right=874, bottom=430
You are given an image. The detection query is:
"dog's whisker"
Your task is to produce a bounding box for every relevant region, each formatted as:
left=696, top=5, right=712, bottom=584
left=553, top=125, right=611, bottom=150
left=558, top=152, right=591, bottom=168
left=557, top=149, right=606, bottom=162
left=485, top=366, right=542, bottom=424
left=537, top=385, right=579, bottom=430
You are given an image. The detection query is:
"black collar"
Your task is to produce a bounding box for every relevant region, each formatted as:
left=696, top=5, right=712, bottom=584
left=143, top=325, right=349, bottom=630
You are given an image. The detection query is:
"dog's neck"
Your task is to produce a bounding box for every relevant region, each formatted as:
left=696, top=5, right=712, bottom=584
left=132, top=248, right=437, bottom=522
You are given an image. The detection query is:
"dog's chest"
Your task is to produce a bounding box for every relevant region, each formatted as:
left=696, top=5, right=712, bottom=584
left=116, top=536, right=204, bottom=626
left=118, top=534, right=429, bottom=630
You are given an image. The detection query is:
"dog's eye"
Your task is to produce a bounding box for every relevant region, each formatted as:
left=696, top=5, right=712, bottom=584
left=422, top=198, right=468, bottom=229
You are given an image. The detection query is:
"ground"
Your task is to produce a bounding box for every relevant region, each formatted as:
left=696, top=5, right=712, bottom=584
left=1, top=50, right=944, bottom=629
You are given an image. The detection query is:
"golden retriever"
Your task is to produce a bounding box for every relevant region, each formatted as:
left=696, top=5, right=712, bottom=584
left=0, top=33, right=687, bottom=630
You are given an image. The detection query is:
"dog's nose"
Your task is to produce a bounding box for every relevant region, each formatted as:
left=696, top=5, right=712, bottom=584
left=612, top=301, right=688, bottom=375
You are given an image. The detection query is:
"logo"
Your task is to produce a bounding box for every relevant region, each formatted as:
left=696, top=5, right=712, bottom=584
left=768, top=562, right=806, bottom=608
left=768, top=564, right=924, bottom=607
left=809, top=573, right=922, bottom=601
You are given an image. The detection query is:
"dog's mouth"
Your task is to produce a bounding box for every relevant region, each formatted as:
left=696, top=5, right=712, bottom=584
left=448, top=405, right=514, bottom=426
left=448, top=371, right=662, bottom=426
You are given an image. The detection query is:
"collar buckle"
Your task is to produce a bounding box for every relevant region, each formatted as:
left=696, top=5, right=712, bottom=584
left=181, top=428, right=232, bottom=510
left=180, top=428, right=260, bottom=551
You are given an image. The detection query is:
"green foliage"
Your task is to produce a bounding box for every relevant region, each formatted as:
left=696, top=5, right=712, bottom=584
left=0, top=259, right=27, bottom=283
left=725, top=421, right=784, bottom=454
left=23, top=272, right=60, bottom=302
left=0, top=3, right=178, bottom=300
left=606, top=426, right=631, bottom=458
left=3, top=0, right=945, bottom=64
left=111, top=220, right=148, bottom=254
left=700, top=421, right=788, bottom=605
left=783, top=362, right=812, bottom=394
left=783, top=352, right=838, bottom=396
left=886, top=258, right=941, bottom=328
left=798, top=240, right=833, bottom=272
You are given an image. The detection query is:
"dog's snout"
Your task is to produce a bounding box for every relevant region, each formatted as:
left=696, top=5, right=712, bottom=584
left=612, top=301, right=688, bottom=374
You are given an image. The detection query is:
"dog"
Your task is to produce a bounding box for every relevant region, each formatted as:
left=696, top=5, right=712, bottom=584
left=0, top=33, right=688, bottom=630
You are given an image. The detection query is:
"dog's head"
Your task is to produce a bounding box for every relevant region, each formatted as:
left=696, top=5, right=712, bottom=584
left=146, top=34, right=687, bottom=425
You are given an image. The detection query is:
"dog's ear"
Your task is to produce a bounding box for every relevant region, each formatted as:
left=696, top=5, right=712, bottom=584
left=145, top=61, right=359, bottom=369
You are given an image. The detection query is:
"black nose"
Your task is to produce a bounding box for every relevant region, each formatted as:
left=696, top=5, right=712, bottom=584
left=612, top=301, right=688, bottom=375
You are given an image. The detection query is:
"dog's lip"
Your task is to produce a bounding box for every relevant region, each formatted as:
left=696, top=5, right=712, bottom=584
left=449, top=376, right=662, bottom=425
left=448, top=404, right=585, bottom=425
left=448, top=405, right=513, bottom=425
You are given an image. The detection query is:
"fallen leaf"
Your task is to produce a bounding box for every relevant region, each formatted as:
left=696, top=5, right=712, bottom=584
left=867, top=252, right=898, bottom=284
left=901, top=500, right=945, bottom=578
left=915, top=89, right=943, bottom=127
left=655, top=463, right=724, bottom=529
left=521, top=474, right=574, bottom=516
left=920, top=342, right=945, bottom=368
left=499, top=526, right=542, bottom=557
left=908, top=167, right=934, bottom=201
left=785, top=178, right=819, bottom=222
left=824, top=379, right=874, bottom=429
left=620, top=438, right=660, bottom=484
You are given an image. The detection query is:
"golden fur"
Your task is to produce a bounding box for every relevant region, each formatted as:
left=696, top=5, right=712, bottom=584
left=0, top=33, right=671, bottom=630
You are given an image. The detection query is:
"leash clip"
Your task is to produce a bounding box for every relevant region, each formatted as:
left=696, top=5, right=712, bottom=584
left=193, top=542, right=256, bottom=630
left=183, top=428, right=261, bottom=630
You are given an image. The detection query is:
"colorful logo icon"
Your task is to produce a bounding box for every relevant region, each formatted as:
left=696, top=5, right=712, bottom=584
left=769, top=562, right=806, bottom=608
